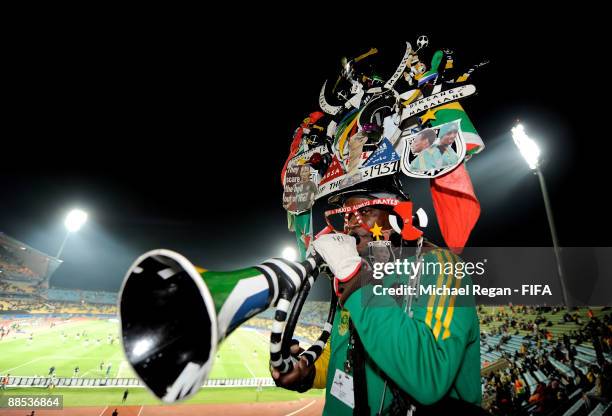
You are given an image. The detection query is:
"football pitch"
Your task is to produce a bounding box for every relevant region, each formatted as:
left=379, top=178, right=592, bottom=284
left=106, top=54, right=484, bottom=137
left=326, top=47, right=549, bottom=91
left=0, top=318, right=323, bottom=406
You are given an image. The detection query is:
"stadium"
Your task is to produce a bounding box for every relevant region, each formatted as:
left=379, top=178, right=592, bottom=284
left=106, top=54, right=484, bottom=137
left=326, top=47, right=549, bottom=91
left=1, top=229, right=611, bottom=414
left=2, top=34, right=612, bottom=416
left=0, top=232, right=326, bottom=415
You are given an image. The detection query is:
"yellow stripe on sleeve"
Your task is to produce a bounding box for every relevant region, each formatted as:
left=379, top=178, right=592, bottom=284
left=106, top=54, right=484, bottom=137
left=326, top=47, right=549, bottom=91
left=441, top=253, right=463, bottom=340
left=425, top=251, right=446, bottom=328
left=433, top=251, right=454, bottom=340
left=441, top=274, right=463, bottom=340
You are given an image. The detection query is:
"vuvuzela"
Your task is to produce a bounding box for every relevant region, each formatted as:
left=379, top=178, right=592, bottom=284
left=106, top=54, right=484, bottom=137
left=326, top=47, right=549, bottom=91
left=118, top=249, right=321, bottom=402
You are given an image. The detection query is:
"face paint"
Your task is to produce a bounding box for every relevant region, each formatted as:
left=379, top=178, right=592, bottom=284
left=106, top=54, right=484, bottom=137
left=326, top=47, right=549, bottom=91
left=325, top=198, right=401, bottom=235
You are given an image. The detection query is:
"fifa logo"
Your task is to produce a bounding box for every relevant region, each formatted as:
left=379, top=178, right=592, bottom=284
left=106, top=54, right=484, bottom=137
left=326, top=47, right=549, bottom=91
left=521, top=285, right=552, bottom=295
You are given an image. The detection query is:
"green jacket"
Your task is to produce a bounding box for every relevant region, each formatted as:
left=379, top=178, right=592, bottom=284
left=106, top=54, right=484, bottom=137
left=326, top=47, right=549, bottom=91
left=315, top=248, right=482, bottom=415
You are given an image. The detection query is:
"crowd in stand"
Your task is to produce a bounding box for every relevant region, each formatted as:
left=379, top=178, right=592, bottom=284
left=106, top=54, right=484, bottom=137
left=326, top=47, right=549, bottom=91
left=257, top=300, right=330, bottom=327
left=248, top=301, right=331, bottom=344
left=298, top=301, right=331, bottom=326
left=45, top=288, right=116, bottom=304
left=0, top=280, right=38, bottom=295
left=0, top=261, right=37, bottom=279
left=0, top=298, right=116, bottom=315
left=0, top=246, right=38, bottom=280
left=247, top=317, right=324, bottom=344
left=479, top=306, right=612, bottom=415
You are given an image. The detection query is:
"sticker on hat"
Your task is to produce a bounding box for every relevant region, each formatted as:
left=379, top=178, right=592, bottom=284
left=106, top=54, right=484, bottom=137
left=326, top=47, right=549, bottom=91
left=400, top=119, right=466, bottom=178
left=340, top=131, right=369, bottom=188
left=282, top=164, right=318, bottom=214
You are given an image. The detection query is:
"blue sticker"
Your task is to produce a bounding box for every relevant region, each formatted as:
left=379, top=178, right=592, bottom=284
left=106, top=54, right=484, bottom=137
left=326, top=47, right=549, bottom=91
left=362, top=138, right=400, bottom=167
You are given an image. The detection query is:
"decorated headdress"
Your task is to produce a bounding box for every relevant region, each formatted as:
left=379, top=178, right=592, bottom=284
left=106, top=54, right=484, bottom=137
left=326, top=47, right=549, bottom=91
left=282, top=38, right=488, bottom=256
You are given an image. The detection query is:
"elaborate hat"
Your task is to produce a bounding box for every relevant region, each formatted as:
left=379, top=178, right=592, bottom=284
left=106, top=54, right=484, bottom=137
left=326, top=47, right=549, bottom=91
left=282, top=38, right=488, bottom=253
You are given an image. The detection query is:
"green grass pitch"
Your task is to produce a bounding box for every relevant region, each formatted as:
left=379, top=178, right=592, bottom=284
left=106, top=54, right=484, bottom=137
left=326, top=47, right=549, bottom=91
left=0, top=318, right=323, bottom=406
left=0, top=387, right=323, bottom=406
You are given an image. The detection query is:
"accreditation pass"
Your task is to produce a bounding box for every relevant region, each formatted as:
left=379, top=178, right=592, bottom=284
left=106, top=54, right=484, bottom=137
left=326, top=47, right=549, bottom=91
left=330, top=369, right=355, bottom=409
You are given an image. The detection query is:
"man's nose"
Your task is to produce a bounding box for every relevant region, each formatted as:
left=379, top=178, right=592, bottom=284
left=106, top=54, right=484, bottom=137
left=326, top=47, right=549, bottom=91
left=346, top=213, right=360, bottom=229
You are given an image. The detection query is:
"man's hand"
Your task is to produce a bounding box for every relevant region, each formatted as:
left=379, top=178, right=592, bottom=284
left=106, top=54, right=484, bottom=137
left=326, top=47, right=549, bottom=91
left=312, top=233, right=366, bottom=303
left=270, top=342, right=315, bottom=392
left=311, top=234, right=362, bottom=282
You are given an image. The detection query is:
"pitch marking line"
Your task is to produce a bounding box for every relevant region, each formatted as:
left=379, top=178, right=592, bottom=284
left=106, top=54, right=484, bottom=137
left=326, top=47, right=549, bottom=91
left=98, top=405, right=109, bottom=416
left=117, top=360, right=129, bottom=378
left=80, top=368, right=95, bottom=377
left=137, top=405, right=144, bottom=416
left=0, top=357, right=44, bottom=373
left=243, top=361, right=256, bottom=378
left=285, top=399, right=317, bottom=416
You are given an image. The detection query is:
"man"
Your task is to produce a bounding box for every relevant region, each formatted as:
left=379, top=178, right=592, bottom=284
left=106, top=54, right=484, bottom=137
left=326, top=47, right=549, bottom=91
left=122, top=389, right=129, bottom=403
left=49, top=374, right=57, bottom=390
left=408, top=129, right=442, bottom=172
left=283, top=164, right=317, bottom=213
left=1, top=373, right=8, bottom=390
left=436, top=124, right=460, bottom=168
left=272, top=182, right=483, bottom=415
left=294, top=165, right=317, bottom=212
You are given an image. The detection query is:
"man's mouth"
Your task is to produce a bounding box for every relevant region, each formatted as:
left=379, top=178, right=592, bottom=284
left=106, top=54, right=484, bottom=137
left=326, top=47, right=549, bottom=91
left=349, top=228, right=371, bottom=246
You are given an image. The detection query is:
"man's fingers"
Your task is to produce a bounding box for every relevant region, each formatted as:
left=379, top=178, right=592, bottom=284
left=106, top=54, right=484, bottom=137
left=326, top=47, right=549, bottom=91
left=278, top=369, right=301, bottom=385
left=273, top=358, right=311, bottom=388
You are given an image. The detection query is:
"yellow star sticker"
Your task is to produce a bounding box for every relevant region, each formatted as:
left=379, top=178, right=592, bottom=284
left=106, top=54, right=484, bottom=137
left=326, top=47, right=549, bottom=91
left=420, top=108, right=437, bottom=123
left=370, top=222, right=383, bottom=241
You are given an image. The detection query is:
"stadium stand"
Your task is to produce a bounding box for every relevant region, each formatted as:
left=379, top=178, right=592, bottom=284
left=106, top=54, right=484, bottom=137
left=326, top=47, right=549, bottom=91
left=1, top=233, right=117, bottom=316
left=478, top=305, right=612, bottom=415
left=0, top=232, right=60, bottom=286
left=44, top=288, right=116, bottom=305
left=2, top=231, right=611, bottom=416
left=0, top=298, right=116, bottom=315
left=252, top=301, right=331, bottom=344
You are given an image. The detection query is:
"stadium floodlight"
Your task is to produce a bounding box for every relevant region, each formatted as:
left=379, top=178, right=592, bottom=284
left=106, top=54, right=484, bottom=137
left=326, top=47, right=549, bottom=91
left=65, top=209, right=88, bottom=232
left=511, top=123, right=570, bottom=310
left=56, top=209, right=88, bottom=259
left=282, top=247, right=297, bottom=262
left=511, top=123, right=541, bottom=170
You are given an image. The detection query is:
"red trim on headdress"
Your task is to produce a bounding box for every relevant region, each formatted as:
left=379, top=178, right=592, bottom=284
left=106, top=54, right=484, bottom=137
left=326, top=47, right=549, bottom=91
left=281, top=111, right=324, bottom=184
left=393, top=201, right=423, bottom=241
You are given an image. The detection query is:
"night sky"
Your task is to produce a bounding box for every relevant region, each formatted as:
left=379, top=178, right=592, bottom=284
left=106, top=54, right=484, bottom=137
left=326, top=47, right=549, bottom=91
left=2, top=29, right=609, bottom=294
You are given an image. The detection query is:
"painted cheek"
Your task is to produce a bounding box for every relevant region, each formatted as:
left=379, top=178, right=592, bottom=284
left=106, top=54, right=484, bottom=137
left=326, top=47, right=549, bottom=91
left=363, top=215, right=375, bottom=229
left=347, top=214, right=360, bottom=228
